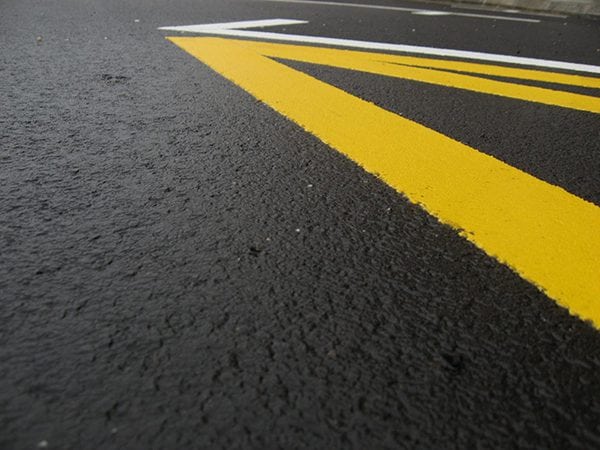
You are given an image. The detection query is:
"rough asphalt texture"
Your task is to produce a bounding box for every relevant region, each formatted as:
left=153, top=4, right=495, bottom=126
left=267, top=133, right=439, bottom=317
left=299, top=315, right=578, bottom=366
left=1, top=0, right=600, bottom=448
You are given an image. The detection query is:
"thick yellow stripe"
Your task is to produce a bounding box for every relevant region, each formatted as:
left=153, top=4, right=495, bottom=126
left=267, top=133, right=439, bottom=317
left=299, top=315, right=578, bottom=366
left=245, top=40, right=600, bottom=114
left=168, top=36, right=600, bottom=328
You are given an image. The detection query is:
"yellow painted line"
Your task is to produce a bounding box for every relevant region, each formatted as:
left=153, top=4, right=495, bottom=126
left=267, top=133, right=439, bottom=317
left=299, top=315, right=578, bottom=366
left=246, top=40, right=600, bottom=113
left=385, top=60, right=600, bottom=89
left=248, top=40, right=600, bottom=89
left=167, top=36, right=600, bottom=328
left=361, top=53, right=600, bottom=90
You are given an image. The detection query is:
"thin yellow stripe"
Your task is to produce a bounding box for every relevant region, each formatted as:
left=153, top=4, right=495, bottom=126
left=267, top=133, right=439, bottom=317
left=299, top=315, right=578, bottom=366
left=248, top=40, right=600, bottom=89
left=246, top=40, right=600, bottom=114
left=168, top=36, right=600, bottom=328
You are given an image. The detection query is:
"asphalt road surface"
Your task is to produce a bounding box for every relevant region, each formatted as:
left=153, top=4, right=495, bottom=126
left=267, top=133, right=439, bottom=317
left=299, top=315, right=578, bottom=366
left=2, top=0, right=600, bottom=448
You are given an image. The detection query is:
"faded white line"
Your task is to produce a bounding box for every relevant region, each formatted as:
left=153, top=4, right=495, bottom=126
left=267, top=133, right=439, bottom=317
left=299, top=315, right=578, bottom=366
left=450, top=4, right=568, bottom=18
left=158, top=19, right=600, bottom=74
left=259, top=0, right=541, bottom=23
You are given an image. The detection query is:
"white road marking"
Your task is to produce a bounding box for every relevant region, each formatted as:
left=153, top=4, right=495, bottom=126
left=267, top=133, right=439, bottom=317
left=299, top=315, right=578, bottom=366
left=451, top=4, right=567, bottom=18
left=185, top=18, right=303, bottom=30
left=412, top=11, right=452, bottom=16
left=159, top=19, right=600, bottom=74
left=259, top=0, right=541, bottom=23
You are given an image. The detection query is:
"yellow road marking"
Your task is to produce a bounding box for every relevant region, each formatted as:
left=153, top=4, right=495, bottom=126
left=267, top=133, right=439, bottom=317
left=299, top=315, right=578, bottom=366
left=255, top=43, right=600, bottom=89
left=247, top=40, right=600, bottom=113
left=167, top=36, right=600, bottom=328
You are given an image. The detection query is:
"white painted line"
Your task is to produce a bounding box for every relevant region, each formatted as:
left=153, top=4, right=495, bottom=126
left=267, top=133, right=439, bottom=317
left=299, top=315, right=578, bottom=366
left=158, top=19, right=600, bottom=74
left=456, top=5, right=568, bottom=18
left=412, top=11, right=451, bottom=16
left=189, top=18, right=306, bottom=30
left=259, top=0, right=541, bottom=23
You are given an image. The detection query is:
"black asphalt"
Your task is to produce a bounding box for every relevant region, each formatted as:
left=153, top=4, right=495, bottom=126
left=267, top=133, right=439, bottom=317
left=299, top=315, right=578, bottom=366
left=1, top=0, right=600, bottom=448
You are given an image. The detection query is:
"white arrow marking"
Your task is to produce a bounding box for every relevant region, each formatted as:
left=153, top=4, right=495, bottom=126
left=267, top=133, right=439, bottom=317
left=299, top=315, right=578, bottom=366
left=158, top=19, right=600, bottom=74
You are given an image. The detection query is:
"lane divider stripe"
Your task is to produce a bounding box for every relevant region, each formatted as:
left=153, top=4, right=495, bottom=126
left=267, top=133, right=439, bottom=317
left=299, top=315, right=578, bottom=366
left=248, top=40, right=600, bottom=113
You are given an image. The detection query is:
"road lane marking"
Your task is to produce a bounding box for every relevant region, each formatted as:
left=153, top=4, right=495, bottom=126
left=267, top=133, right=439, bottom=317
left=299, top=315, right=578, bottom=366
left=166, top=35, right=600, bottom=328
left=260, top=0, right=541, bottom=23
left=158, top=19, right=600, bottom=74
left=254, top=41, right=600, bottom=89
left=243, top=40, right=600, bottom=113
left=183, top=18, right=306, bottom=30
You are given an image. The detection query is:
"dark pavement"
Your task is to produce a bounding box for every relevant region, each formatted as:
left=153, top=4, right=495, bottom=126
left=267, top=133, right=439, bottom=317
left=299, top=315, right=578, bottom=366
left=1, top=0, right=600, bottom=448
